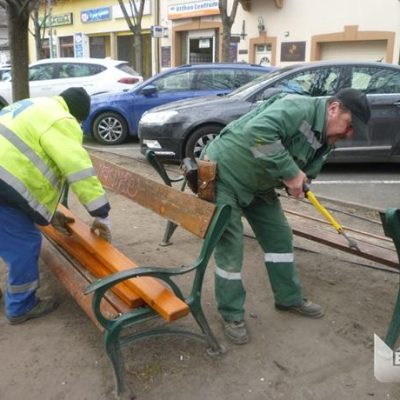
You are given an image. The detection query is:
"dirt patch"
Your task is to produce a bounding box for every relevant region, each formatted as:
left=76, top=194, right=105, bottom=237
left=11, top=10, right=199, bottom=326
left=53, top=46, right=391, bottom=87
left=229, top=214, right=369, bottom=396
left=1, top=151, right=399, bottom=400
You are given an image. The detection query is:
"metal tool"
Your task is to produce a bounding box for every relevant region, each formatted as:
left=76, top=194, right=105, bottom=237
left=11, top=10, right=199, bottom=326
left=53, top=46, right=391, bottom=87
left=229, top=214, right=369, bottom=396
left=303, top=183, right=361, bottom=251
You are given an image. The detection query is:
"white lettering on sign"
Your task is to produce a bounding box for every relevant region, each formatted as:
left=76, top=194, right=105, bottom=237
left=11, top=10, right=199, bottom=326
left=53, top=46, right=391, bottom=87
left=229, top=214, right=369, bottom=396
left=168, top=1, right=219, bottom=19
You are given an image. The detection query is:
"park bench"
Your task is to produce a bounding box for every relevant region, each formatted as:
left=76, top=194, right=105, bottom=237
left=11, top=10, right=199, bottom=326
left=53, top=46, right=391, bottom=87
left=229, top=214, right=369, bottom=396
left=145, top=151, right=400, bottom=351
left=39, top=154, right=231, bottom=399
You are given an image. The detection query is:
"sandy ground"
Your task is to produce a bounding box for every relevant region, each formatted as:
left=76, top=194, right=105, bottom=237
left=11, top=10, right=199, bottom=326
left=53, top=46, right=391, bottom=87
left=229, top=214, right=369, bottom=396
left=1, top=152, right=400, bottom=400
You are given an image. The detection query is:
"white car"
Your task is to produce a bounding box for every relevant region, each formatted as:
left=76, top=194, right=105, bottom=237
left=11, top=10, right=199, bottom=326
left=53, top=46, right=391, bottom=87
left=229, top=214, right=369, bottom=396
left=0, top=57, right=143, bottom=106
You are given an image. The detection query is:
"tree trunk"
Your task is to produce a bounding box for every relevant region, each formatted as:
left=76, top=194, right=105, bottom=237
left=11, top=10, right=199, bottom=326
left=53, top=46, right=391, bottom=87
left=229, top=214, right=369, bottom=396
left=32, top=10, right=43, bottom=60
left=133, top=27, right=143, bottom=74
left=221, top=23, right=231, bottom=62
left=219, top=0, right=240, bottom=63
left=8, top=5, right=30, bottom=102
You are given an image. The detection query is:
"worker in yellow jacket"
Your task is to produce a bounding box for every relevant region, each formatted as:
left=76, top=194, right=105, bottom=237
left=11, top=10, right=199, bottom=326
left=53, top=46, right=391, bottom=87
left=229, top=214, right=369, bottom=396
left=0, top=87, right=111, bottom=325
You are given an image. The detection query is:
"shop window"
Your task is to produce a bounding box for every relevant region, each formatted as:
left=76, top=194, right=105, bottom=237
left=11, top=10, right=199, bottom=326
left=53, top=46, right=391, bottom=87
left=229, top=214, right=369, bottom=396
left=59, top=36, right=74, bottom=58
left=90, top=37, right=106, bottom=58
left=40, top=39, right=50, bottom=59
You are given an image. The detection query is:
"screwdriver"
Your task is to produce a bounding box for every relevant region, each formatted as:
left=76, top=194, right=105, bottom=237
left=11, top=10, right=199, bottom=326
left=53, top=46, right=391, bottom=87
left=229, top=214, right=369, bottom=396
left=303, top=183, right=360, bottom=252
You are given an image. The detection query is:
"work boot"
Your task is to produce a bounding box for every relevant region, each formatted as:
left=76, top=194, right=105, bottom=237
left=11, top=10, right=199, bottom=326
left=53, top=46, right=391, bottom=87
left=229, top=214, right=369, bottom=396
left=7, top=297, right=59, bottom=325
left=223, top=320, right=249, bottom=345
left=275, top=299, right=324, bottom=319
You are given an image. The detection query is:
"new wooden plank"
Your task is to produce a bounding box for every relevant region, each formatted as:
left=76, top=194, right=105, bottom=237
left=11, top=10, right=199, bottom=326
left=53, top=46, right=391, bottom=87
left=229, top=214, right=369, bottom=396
left=285, top=211, right=399, bottom=269
left=40, top=224, right=143, bottom=310
left=55, top=205, right=189, bottom=322
left=40, top=239, right=119, bottom=331
left=91, top=154, right=215, bottom=239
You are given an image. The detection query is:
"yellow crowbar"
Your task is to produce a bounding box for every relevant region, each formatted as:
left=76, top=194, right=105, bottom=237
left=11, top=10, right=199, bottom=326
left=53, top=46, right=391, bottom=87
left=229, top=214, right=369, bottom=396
left=303, top=183, right=360, bottom=252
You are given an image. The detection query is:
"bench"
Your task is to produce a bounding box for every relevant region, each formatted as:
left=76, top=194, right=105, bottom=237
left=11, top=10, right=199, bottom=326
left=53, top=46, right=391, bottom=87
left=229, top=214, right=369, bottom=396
left=146, top=151, right=400, bottom=351
left=39, top=155, right=231, bottom=399
left=380, top=208, right=400, bottom=349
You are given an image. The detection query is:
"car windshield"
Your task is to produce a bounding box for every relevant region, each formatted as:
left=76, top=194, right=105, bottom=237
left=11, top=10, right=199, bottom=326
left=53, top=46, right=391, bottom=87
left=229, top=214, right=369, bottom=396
left=226, top=65, right=302, bottom=99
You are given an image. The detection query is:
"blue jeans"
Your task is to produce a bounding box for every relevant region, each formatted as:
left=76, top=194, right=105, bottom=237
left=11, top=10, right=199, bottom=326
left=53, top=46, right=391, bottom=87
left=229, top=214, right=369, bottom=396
left=0, top=205, right=41, bottom=317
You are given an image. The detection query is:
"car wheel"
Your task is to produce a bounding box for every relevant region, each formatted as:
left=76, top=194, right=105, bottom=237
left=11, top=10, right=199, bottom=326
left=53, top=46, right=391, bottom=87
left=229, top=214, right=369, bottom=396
left=92, top=112, right=128, bottom=145
left=185, top=124, right=223, bottom=159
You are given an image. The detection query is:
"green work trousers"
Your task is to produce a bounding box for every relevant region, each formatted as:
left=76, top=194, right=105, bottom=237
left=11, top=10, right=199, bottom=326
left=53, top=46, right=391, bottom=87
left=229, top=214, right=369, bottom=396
left=214, top=183, right=303, bottom=322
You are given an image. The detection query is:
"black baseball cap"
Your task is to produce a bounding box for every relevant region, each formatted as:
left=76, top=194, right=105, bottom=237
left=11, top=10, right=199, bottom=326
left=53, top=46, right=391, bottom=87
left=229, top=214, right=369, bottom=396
left=335, top=88, right=371, bottom=137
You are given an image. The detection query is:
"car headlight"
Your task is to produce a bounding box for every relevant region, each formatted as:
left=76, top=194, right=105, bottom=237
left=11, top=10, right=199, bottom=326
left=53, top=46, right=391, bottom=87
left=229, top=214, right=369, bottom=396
left=140, top=110, right=178, bottom=126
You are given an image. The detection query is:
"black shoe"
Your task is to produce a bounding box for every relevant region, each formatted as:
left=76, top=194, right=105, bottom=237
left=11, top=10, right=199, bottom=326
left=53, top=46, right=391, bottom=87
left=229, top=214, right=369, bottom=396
left=275, top=299, right=324, bottom=319
left=0, top=288, right=2, bottom=300
left=7, top=297, right=59, bottom=325
left=223, top=320, right=249, bottom=345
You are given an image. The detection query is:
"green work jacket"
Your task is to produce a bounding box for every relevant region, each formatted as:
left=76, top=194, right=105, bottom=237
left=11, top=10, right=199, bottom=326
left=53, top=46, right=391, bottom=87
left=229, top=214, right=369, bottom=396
left=205, top=93, right=334, bottom=205
left=0, top=96, right=109, bottom=225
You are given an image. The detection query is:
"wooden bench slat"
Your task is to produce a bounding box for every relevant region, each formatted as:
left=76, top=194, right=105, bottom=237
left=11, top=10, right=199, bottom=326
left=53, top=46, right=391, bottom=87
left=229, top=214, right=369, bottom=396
left=40, top=224, right=143, bottom=309
left=285, top=210, right=399, bottom=269
left=91, top=155, right=216, bottom=239
left=40, top=239, right=120, bottom=331
left=56, top=205, right=189, bottom=322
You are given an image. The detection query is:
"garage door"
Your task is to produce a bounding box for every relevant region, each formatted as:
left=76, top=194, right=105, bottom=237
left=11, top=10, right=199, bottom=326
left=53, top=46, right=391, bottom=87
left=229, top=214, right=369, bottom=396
left=320, top=40, right=387, bottom=62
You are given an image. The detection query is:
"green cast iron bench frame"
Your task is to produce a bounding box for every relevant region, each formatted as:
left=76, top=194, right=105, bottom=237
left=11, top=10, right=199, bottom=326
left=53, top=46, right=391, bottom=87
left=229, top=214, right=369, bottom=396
left=84, top=156, right=231, bottom=398
left=380, top=208, right=400, bottom=349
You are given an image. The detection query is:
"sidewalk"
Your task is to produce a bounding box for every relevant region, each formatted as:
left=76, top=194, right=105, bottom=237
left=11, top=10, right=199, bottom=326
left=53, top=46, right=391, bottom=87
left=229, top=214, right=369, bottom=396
left=0, top=151, right=399, bottom=400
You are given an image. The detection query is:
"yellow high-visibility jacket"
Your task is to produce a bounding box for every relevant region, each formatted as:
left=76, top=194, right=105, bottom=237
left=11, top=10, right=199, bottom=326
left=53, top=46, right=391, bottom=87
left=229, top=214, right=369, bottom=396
left=0, top=96, right=110, bottom=225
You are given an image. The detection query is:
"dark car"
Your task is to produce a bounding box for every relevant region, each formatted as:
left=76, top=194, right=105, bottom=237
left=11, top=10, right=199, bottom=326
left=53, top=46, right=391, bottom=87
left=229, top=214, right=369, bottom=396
left=81, top=63, right=275, bottom=145
left=139, top=61, right=400, bottom=162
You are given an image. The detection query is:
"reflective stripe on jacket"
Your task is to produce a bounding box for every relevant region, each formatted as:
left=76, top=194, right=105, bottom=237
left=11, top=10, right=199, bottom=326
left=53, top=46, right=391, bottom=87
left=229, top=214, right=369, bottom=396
left=205, top=94, right=333, bottom=205
left=0, top=96, right=110, bottom=224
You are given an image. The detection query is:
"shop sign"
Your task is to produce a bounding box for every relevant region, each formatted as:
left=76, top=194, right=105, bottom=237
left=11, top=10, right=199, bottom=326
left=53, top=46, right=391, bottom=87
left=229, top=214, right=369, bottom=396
left=74, top=33, right=84, bottom=58
left=81, top=7, right=112, bottom=23
left=168, top=1, right=220, bottom=20
left=40, top=12, right=73, bottom=27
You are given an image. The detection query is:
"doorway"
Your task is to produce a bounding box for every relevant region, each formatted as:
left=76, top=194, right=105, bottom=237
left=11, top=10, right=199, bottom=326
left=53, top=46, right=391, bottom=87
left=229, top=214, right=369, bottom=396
left=187, top=30, right=215, bottom=63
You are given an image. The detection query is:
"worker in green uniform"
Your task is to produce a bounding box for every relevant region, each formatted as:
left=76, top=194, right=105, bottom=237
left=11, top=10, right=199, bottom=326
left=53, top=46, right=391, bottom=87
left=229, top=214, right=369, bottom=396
left=204, top=88, right=371, bottom=344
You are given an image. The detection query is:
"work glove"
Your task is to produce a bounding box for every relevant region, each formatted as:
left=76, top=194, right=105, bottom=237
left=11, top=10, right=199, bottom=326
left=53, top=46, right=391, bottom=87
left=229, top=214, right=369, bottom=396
left=91, top=217, right=112, bottom=242
left=51, top=211, right=75, bottom=235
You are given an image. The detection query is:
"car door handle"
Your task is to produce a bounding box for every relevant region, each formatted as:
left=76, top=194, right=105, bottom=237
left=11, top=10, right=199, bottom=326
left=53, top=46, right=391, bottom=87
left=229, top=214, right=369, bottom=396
left=393, top=101, right=400, bottom=107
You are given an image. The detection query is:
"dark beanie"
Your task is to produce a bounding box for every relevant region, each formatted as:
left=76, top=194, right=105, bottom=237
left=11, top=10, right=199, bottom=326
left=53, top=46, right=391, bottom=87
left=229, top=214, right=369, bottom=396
left=59, top=87, right=91, bottom=121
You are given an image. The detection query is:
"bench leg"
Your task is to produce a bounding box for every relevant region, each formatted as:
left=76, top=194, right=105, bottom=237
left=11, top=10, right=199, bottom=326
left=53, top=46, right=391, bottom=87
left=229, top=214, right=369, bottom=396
left=104, top=328, right=134, bottom=399
left=385, top=285, right=400, bottom=349
left=159, top=220, right=178, bottom=247
left=191, top=306, right=225, bottom=355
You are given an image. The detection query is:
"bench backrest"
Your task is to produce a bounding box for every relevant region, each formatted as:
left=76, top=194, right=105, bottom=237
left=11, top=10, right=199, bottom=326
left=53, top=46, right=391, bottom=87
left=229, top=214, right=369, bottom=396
left=91, top=155, right=216, bottom=239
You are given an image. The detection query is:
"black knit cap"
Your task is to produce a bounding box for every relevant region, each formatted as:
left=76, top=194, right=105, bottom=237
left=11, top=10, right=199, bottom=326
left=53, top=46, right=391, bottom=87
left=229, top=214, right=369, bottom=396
left=59, top=87, right=91, bottom=122
left=335, top=88, right=371, bottom=137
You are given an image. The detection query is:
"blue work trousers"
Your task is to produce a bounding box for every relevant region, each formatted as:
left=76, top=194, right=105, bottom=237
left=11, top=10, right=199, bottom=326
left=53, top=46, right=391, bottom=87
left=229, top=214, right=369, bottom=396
left=0, top=205, right=41, bottom=317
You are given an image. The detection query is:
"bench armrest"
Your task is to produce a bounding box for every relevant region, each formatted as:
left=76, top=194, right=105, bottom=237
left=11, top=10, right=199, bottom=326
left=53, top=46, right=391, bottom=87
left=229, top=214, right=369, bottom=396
left=84, top=265, right=196, bottom=329
left=145, top=149, right=184, bottom=186
left=85, top=264, right=196, bottom=302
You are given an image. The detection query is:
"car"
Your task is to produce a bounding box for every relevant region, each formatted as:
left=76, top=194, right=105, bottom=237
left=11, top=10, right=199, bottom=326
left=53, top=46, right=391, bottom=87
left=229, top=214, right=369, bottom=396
left=0, top=64, right=11, bottom=81
left=139, top=61, right=400, bottom=163
left=0, top=57, right=143, bottom=107
left=81, top=63, right=276, bottom=145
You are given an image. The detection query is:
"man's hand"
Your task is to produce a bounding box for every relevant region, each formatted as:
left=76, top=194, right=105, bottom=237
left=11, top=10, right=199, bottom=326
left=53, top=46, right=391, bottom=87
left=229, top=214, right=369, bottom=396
left=283, top=170, right=307, bottom=199
left=91, top=217, right=112, bottom=242
left=51, top=211, right=75, bottom=235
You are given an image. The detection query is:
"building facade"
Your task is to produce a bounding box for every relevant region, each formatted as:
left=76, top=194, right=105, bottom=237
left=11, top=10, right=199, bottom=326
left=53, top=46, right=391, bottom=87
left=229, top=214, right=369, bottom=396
left=28, top=0, right=400, bottom=77
left=28, top=0, right=156, bottom=78
left=161, top=0, right=400, bottom=69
